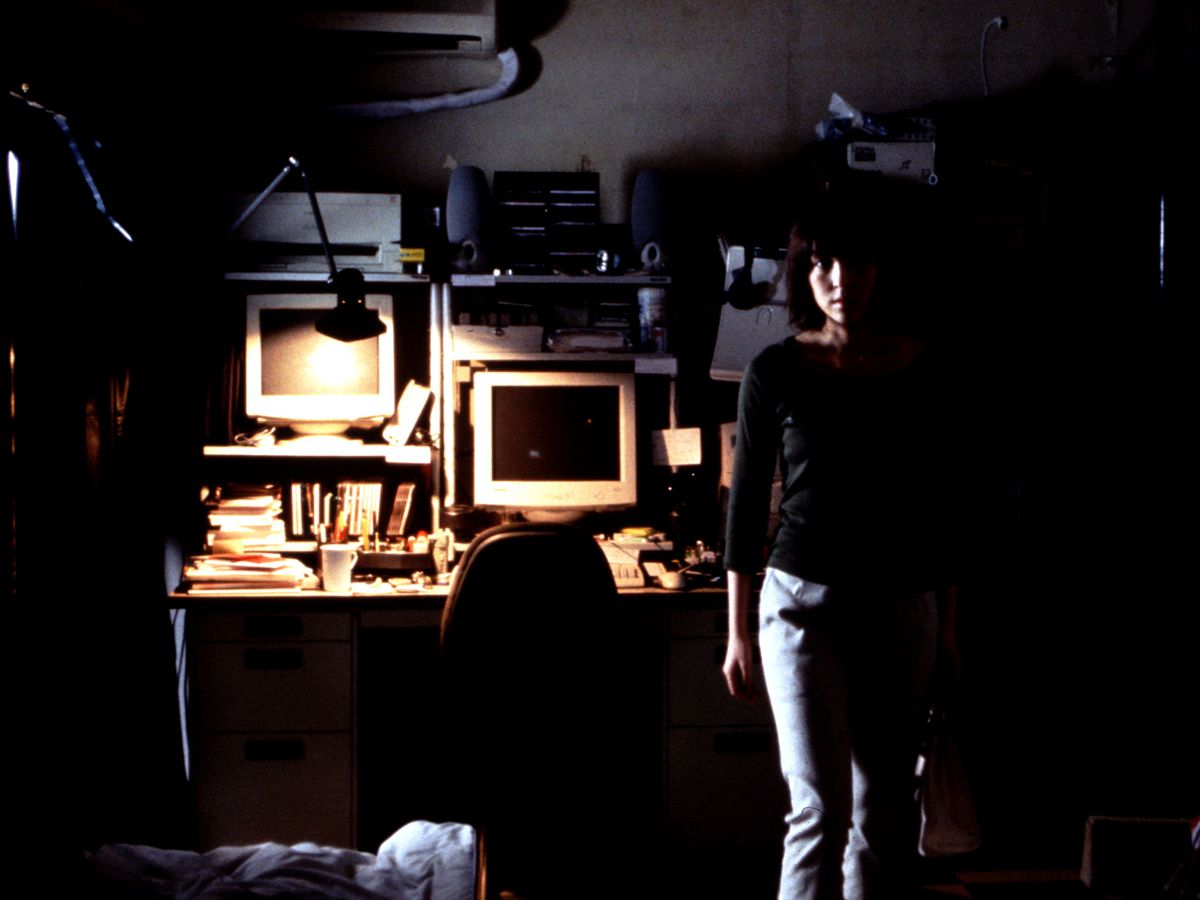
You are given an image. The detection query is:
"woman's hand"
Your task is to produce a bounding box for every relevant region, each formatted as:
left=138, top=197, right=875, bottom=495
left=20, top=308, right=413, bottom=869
left=723, top=630, right=760, bottom=702
left=724, top=569, right=760, bottom=701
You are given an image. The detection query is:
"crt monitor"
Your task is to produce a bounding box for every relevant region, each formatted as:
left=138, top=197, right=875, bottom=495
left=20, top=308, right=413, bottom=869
left=245, top=293, right=396, bottom=437
left=472, top=370, right=638, bottom=521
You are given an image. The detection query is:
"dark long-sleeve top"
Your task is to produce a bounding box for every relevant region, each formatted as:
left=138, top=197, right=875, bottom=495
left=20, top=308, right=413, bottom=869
left=724, top=336, right=962, bottom=591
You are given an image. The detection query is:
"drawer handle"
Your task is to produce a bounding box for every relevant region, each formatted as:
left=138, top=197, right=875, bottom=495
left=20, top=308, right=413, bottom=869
left=243, top=739, right=305, bottom=762
left=243, top=648, right=303, bottom=671
left=713, top=732, right=773, bottom=755
left=243, top=616, right=304, bottom=639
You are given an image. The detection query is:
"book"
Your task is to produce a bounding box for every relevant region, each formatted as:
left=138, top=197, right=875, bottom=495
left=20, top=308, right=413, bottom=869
left=181, top=554, right=315, bottom=592
left=204, top=483, right=287, bottom=551
left=386, top=482, right=416, bottom=538
left=335, top=480, right=384, bottom=540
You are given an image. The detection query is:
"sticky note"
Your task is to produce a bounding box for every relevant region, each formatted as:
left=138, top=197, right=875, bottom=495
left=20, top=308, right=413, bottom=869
left=651, top=428, right=702, bottom=467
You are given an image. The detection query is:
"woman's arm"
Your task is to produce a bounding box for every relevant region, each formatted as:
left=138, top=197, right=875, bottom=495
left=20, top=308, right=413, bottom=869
left=721, top=351, right=781, bottom=703
left=723, top=570, right=759, bottom=702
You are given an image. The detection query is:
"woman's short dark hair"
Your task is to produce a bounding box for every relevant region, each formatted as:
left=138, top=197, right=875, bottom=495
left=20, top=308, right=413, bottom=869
left=784, top=177, right=935, bottom=334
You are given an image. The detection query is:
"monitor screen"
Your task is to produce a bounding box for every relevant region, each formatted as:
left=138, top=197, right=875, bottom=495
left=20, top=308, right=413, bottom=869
left=245, top=294, right=396, bottom=436
left=473, top=370, right=637, bottom=519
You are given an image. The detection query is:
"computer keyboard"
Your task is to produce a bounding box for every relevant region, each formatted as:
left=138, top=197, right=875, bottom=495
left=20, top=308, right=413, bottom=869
left=608, top=561, right=646, bottom=589
left=595, top=539, right=646, bottom=588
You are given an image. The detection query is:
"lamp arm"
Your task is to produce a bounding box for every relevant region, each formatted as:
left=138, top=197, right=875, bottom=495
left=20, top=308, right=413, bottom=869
left=226, top=157, right=380, bottom=341
left=227, top=156, right=339, bottom=282
left=292, top=159, right=338, bottom=281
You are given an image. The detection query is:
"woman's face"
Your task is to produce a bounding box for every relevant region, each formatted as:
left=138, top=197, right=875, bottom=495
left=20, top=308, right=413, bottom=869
left=808, top=254, right=878, bottom=326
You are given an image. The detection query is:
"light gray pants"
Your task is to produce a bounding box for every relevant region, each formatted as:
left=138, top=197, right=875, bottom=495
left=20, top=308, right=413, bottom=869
left=758, top=568, right=939, bottom=900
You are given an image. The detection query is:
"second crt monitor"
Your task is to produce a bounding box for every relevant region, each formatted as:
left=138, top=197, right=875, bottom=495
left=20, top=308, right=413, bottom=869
left=472, top=370, right=637, bottom=521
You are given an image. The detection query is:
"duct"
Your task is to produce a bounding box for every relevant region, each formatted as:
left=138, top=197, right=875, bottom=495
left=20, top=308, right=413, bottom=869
left=323, top=46, right=524, bottom=119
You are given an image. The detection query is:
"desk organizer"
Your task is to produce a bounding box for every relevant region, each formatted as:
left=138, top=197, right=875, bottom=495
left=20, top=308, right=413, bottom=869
left=356, top=551, right=435, bottom=573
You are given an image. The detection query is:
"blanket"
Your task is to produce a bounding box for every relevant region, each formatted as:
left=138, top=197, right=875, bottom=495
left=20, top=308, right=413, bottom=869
left=85, top=820, right=476, bottom=900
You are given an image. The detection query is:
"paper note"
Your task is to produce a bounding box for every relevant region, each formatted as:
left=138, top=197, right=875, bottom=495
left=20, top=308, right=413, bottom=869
left=651, top=428, right=702, bottom=467
left=718, top=422, right=737, bottom=488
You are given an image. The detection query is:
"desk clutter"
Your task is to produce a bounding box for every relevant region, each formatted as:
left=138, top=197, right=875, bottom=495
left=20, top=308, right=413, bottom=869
left=177, top=524, right=723, bottom=595
left=598, top=531, right=725, bottom=590
left=190, top=480, right=455, bottom=594
left=202, top=480, right=421, bottom=554
left=203, top=484, right=286, bottom=552
left=181, top=554, right=317, bottom=593
left=177, top=552, right=445, bottom=595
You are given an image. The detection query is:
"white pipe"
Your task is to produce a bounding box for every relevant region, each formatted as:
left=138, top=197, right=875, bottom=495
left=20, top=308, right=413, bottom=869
left=979, top=16, right=1009, bottom=97
left=325, top=47, right=522, bottom=119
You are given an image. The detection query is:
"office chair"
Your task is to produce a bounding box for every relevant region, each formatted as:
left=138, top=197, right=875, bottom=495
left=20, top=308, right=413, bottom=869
left=438, top=522, right=655, bottom=900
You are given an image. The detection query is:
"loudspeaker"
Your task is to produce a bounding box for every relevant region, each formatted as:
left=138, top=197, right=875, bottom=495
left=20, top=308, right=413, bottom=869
left=630, top=168, right=669, bottom=272
left=446, top=165, right=491, bottom=273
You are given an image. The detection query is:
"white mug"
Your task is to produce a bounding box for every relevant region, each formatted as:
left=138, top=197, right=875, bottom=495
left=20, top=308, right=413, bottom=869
left=320, top=543, right=359, bottom=592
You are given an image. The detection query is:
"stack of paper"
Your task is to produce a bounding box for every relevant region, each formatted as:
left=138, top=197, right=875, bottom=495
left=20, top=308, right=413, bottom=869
left=181, top=554, right=315, bottom=593
left=205, top=485, right=287, bottom=551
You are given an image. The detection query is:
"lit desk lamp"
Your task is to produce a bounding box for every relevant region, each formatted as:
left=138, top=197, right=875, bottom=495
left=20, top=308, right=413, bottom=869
left=228, top=157, right=387, bottom=342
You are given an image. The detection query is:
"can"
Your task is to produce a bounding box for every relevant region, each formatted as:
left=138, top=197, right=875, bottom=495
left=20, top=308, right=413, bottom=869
left=637, top=287, right=667, bottom=351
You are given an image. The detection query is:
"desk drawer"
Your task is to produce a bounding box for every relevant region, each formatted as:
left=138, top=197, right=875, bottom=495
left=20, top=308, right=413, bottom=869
left=191, top=611, right=352, bottom=643
left=668, top=608, right=729, bottom=638
left=192, top=641, right=352, bottom=732
left=668, top=637, right=772, bottom=727
left=665, top=726, right=785, bottom=849
left=193, top=731, right=353, bottom=849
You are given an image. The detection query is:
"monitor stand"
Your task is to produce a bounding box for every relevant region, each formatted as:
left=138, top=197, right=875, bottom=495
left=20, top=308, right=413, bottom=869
left=522, top=509, right=586, bottom=525
left=278, top=433, right=365, bottom=449
left=279, top=422, right=365, bottom=448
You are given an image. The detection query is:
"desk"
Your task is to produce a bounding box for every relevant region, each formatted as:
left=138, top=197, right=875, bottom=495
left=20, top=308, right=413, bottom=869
left=173, top=586, right=783, bottom=866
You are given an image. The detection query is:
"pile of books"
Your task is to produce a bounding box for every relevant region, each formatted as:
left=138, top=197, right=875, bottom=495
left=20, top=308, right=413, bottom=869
left=205, top=484, right=286, bottom=552
left=289, top=480, right=386, bottom=545
left=180, top=554, right=316, bottom=593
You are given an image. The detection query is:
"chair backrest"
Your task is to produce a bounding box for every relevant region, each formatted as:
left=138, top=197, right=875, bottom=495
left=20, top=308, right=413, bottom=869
left=437, top=522, right=633, bottom=898
left=441, top=520, right=616, bottom=657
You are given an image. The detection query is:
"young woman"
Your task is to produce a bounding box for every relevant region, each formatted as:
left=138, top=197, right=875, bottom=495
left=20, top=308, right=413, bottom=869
left=722, top=184, right=961, bottom=900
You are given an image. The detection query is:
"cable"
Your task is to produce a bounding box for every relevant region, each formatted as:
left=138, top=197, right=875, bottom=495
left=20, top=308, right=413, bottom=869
left=979, top=15, right=1009, bottom=97
left=233, top=426, right=276, bottom=447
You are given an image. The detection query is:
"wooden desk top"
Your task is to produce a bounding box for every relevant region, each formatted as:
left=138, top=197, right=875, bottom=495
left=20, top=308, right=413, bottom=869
left=168, top=583, right=726, bottom=611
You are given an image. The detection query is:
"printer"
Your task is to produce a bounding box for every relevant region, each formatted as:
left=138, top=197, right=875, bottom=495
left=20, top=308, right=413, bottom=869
left=226, top=192, right=403, bottom=274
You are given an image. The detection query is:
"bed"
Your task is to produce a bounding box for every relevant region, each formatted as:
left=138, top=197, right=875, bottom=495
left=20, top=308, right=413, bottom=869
left=83, top=820, right=478, bottom=900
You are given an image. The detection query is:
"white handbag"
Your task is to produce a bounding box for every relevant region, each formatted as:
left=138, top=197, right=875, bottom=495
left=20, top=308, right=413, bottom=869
left=915, top=706, right=983, bottom=858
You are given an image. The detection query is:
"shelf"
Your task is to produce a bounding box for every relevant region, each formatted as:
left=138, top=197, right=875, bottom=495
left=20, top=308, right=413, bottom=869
left=450, top=273, right=671, bottom=287
left=452, top=351, right=677, bottom=375
left=204, top=444, right=433, bottom=464
left=225, top=271, right=431, bottom=285
left=227, top=272, right=668, bottom=288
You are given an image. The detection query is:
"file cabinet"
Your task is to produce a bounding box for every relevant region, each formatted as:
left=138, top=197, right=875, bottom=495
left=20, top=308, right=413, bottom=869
left=189, top=610, right=355, bottom=849
left=181, top=590, right=779, bottom=866
left=663, top=605, right=787, bottom=867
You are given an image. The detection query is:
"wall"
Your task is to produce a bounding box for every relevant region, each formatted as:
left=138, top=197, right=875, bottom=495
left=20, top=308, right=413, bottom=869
left=2, top=0, right=1161, bottom=239
left=287, top=0, right=1157, bottom=221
